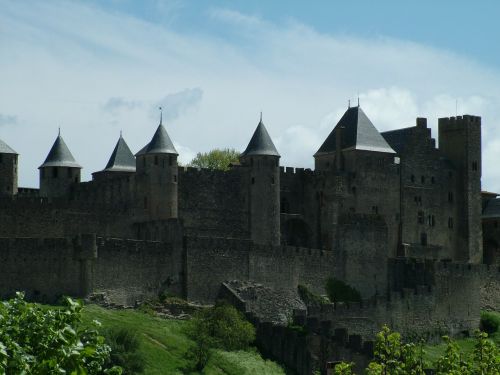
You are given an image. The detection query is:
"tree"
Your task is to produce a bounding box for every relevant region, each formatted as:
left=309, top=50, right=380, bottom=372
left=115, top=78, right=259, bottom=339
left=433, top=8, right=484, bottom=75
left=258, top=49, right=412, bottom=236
left=188, top=149, right=240, bottom=171
left=185, top=302, right=255, bottom=370
left=0, top=292, right=121, bottom=374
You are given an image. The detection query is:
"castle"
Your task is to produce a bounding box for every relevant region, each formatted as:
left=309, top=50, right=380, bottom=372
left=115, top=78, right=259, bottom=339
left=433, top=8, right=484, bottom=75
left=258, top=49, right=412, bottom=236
left=1, top=105, right=499, bottom=347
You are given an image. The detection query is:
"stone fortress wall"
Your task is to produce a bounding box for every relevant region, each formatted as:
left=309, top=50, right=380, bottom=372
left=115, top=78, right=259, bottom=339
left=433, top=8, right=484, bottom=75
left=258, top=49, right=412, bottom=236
left=0, top=106, right=497, bottom=350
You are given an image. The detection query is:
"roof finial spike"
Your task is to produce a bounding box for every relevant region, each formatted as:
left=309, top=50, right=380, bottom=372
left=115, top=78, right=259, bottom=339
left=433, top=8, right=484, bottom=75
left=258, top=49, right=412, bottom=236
left=159, top=106, right=163, bottom=126
left=348, top=99, right=350, bottom=109
left=260, top=111, right=263, bottom=123
left=120, top=129, right=123, bottom=138
left=58, top=127, right=61, bottom=136
left=357, top=96, right=360, bottom=107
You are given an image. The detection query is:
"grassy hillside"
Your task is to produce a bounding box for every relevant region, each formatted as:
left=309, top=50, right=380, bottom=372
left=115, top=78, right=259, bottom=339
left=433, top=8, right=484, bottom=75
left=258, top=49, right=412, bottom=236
left=80, top=304, right=285, bottom=375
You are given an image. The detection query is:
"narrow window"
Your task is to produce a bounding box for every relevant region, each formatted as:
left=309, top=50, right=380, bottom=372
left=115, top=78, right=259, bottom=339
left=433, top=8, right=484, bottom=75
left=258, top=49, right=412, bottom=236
left=472, top=161, right=478, bottom=171
left=52, top=168, right=58, bottom=178
left=67, top=168, right=72, bottom=178
left=0, top=154, right=2, bottom=163
left=448, top=217, right=454, bottom=229
left=173, top=175, right=177, bottom=183
left=143, top=197, right=147, bottom=209
left=420, top=233, right=427, bottom=246
left=418, top=211, right=424, bottom=224
left=372, top=206, right=378, bottom=214
left=154, top=156, right=158, bottom=165
left=251, top=177, right=255, bottom=184
left=351, top=186, right=356, bottom=195
left=448, top=192, right=454, bottom=203
left=271, top=176, right=275, bottom=185
left=431, top=176, right=435, bottom=184
left=411, top=175, right=415, bottom=183
left=169, top=155, right=172, bottom=166
left=421, top=176, right=425, bottom=184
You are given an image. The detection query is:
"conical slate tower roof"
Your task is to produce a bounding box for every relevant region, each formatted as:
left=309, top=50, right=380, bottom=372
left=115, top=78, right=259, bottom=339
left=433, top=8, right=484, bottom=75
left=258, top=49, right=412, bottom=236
left=315, top=106, right=395, bottom=156
left=39, top=134, right=81, bottom=168
left=0, top=138, right=17, bottom=154
left=241, top=117, right=280, bottom=157
left=136, top=124, right=178, bottom=156
left=102, top=135, right=136, bottom=172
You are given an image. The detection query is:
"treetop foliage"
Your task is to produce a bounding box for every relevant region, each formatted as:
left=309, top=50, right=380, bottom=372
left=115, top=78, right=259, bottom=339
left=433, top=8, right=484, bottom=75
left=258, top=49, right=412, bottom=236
left=188, top=148, right=240, bottom=171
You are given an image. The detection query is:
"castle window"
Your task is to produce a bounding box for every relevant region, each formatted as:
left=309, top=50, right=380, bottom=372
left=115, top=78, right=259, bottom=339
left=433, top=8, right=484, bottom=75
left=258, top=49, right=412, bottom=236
left=448, top=217, right=454, bottom=229
left=420, top=233, right=427, bottom=246
left=414, top=196, right=422, bottom=206
left=67, top=168, right=72, bottom=178
left=251, top=177, right=255, bottom=184
left=351, top=186, right=356, bottom=195
left=0, top=154, right=2, bottom=163
left=281, top=198, right=289, bottom=213
left=173, top=175, right=177, bottom=183
left=431, top=176, right=435, bottom=184
left=417, top=211, right=424, bottom=224
left=472, top=161, right=478, bottom=171
left=52, top=168, right=58, bottom=178
left=421, top=176, right=425, bottom=184
left=428, top=215, right=435, bottom=227
left=372, top=206, right=378, bottom=214
left=169, top=155, right=172, bottom=166
left=154, top=156, right=158, bottom=165
left=448, top=192, right=454, bottom=203
left=271, top=176, right=275, bottom=185
left=411, top=175, right=415, bottom=183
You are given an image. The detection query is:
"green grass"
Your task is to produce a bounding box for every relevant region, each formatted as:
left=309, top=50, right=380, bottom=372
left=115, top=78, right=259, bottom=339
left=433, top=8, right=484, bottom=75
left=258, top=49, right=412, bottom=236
left=81, top=304, right=285, bottom=375
left=423, top=310, right=500, bottom=365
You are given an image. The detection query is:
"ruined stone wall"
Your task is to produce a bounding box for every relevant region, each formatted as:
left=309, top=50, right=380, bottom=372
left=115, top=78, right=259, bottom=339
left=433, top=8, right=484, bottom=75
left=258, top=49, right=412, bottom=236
left=480, top=264, right=500, bottom=311
left=184, top=236, right=335, bottom=303
left=178, top=167, right=250, bottom=239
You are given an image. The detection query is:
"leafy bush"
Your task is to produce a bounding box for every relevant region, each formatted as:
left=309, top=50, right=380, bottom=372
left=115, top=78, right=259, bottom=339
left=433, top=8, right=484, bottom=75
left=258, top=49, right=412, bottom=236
left=325, top=278, right=361, bottom=304
left=298, top=284, right=329, bottom=306
left=0, top=292, right=121, bottom=374
left=184, top=302, right=255, bottom=370
left=103, top=328, right=145, bottom=374
left=480, top=311, right=500, bottom=334
left=334, top=326, right=500, bottom=374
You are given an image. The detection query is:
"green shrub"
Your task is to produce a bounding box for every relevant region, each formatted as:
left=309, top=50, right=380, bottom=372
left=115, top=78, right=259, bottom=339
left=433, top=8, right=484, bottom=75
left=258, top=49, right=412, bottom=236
left=104, top=328, right=145, bottom=374
left=298, top=284, right=329, bottom=306
left=480, top=311, right=500, bottom=334
left=325, top=278, right=361, bottom=303
left=184, top=302, right=256, bottom=370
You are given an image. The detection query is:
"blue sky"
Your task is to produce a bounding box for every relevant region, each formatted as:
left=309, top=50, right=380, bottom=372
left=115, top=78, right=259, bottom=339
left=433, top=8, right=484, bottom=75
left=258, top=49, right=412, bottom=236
left=1, top=0, right=500, bottom=190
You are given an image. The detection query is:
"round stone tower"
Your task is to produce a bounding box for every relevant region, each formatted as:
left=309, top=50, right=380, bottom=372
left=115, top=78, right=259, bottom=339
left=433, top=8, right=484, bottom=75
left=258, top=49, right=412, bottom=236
left=135, top=119, right=178, bottom=221
left=0, top=138, right=18, bottom=196
left=240, top=115, right=280, bottom=246
left=39, top=131, right=81, bottom=198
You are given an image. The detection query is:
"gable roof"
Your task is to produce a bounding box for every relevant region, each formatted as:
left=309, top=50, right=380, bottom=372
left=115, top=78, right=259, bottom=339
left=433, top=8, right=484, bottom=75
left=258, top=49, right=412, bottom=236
left=39, top=134, right=81, bottom=168
left=315, top=106, right=395, bottom=156
left=241, top=119, right=280, bottom=157
left=136, top=124, right=178, bottom=156
left=0, top=138, right=17, bottom=154
left=102, top=135, right=136, bottom=172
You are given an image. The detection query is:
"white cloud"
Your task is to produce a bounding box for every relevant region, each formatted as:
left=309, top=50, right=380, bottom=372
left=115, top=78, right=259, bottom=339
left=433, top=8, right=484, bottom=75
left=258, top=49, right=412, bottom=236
left=1, top=3, right=500, bottom=192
